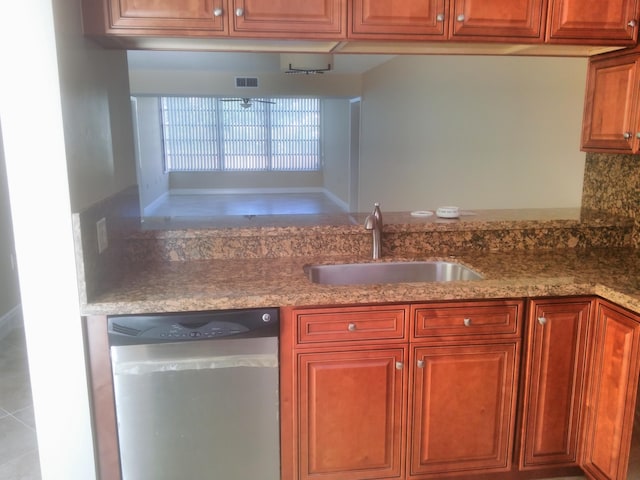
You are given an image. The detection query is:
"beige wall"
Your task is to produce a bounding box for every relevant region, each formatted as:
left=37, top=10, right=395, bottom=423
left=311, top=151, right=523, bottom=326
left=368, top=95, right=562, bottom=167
left=55, top=9, right=137, bottom=212
left=133, top=96, right=169, bottom=212
left=129, top=70, right=362, bottom=98
left=131, top=54, right=588, bottom=213
left=359, top=55, right=588, bottom=211
left=0, top=126, right=20, bottom=319
left=322, top=99, right=351, bottom=206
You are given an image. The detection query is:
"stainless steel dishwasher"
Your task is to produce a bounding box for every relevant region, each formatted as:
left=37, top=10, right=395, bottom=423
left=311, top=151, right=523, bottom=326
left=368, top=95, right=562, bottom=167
left=107, top=308, right=280, bottom=480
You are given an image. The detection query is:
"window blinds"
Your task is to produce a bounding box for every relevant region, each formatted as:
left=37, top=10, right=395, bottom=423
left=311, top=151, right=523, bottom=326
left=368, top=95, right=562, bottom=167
left=160, top=97, right=320, bottom=172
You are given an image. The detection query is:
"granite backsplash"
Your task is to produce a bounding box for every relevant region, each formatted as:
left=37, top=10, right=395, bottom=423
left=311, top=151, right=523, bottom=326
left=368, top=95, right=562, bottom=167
left=582, top=152, right=640, bottom=246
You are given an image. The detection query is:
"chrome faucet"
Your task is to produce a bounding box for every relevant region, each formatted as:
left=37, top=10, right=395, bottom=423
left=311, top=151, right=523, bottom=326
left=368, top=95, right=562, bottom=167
left=364, top=202, right=383, bottom=259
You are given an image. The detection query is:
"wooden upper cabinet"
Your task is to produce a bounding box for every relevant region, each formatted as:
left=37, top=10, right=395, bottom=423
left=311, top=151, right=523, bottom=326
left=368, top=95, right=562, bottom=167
left=348, top=0, right=546, bottom=41
left=450, top=0, right=546, bottom=42
left=83, top=0, right=640, bottom=47
left=348, top=0, right=448, bottom=40
left=82, top=0, right=346, bottom=38
left=581, top=300, right=640, bottom=480
left=230, top=0, right=346, bottom=38
left=581, top=52, right=640, bottom=154
left=519, top=298, right=592, bottom=470
left=89, top=0, right=227, bottom=35
left=547, top=0, right=640, bottom=45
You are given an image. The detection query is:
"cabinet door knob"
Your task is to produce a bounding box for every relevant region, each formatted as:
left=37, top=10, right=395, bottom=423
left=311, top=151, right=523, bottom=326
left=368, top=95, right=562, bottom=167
left=538, top=316, right=547, bottom=326
left=463, top=318, right=472, bottom=327
left=436, top=13, right=445, bottom=22
left=213, top=7, right=223, bottom=17
left=396, top=362, right=404, bottom=370
left=235, top=7, right=244, bottom=17
left=417, top=359, right=425, bottom=368
left=457, top=14, right=465, bottom=22
left=624, top=131, right=632, bottom=139
left=629, top=19, right=638, bottom=27
left=347, top=323, right=356, bottom=332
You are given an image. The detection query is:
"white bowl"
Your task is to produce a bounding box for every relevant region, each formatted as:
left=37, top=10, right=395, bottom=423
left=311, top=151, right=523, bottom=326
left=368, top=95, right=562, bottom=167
left=436, top=206, right=460, bottom=218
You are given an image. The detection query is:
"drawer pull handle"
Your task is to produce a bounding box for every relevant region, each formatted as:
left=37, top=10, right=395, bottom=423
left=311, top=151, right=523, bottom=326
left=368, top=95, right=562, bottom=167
left=417, top=360, right=425, bottom=368
left=396, top=362, right=403, bottom=370
left=347, top=323, right=357, bottom=332
left=463, top=318, right=472, bottom=327
left=538, top=316, right=547, bottom=326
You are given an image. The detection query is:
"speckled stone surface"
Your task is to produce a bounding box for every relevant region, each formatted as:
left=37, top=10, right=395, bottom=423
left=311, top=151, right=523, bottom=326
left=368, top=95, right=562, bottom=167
left=124, top=208, right=634, bottom=262
left=83, top=247, right=640, bottom=316
left=582, top=152, right=640, bottom=246
left=77, top=151, right=640, bottom=317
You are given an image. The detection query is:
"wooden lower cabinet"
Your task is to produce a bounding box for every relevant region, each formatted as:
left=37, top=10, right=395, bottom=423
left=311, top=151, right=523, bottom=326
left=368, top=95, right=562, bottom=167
left=297, top=347, right=407, bottom=479
left=281, top=298, right=640, bottom=480
left=581, top=300, right=640, bottom=480
left=519, top=298, right=593, bottom=470
left=408, top=342, right=519, bottom=478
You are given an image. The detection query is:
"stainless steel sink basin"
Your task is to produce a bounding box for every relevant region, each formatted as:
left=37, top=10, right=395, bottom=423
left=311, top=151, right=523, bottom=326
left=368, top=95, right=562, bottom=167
left=304, top=261, right=483, bottom=286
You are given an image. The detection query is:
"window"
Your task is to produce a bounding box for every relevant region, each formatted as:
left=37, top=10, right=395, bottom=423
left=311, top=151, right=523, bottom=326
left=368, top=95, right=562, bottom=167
left=160, top=96, right=321, bottom=172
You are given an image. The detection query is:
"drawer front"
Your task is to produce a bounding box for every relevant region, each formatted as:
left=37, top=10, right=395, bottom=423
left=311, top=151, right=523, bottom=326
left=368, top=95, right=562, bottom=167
left=296, top=305, right=408, bottom=345
left=412, top=300, right=522, bottom=339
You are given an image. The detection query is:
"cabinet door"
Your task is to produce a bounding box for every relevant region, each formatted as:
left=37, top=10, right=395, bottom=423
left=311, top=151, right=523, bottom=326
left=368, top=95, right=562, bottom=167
left=230, top=0, right=346, bottom=38
left=348, top=0, right=448, bottom=39
left=450, top=0, right=545, bottom=42
left=519, top=298, right=592, bottom=470
left=581, top=301, right=640, bottom=480
left=547, top=0, right=640, bottom=45
left=107, top=0, right=226, bottom=34
left=408, top=342, right=519, bottom=477
left=581, top=54, right=640, bottom=154
left=298, top=347, right=407, bottom=480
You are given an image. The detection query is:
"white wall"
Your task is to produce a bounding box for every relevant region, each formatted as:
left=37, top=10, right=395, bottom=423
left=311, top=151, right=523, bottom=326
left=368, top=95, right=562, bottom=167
left=133, top=97, right=169, bottom=212
left=359, top=55, right=588, bottom=211
left=1, top=0, right=137, bottom=478
left=0, top=125, right=21, bottom=334
left=129, top=69, right=363, bottom=98
left=322, top=99, right=351, bottom=206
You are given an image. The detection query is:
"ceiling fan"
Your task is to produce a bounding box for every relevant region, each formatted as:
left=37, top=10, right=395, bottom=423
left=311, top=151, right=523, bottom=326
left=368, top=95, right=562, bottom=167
left=221, top=98, right=276, bottom=109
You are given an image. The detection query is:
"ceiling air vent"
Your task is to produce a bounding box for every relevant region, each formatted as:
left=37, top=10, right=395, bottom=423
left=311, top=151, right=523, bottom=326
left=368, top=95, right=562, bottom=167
left=235, top=77, right=259, bottom=88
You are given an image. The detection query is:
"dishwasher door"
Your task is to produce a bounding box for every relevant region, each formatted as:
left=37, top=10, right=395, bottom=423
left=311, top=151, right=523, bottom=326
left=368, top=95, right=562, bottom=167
left=110, top=326, right=280, bottom=480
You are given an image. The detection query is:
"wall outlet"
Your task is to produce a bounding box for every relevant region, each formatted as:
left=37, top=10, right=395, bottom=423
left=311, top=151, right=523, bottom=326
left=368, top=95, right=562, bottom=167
left=97, top=217, right=108, bottom=254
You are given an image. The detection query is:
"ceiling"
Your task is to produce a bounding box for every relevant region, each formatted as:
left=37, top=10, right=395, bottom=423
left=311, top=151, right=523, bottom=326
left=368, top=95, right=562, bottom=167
left=126, top=50, right=396, bottom=74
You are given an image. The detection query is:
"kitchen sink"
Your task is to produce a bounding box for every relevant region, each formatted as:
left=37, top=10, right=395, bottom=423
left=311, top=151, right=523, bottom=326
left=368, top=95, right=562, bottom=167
left=304, top=261, right=483, bottom=286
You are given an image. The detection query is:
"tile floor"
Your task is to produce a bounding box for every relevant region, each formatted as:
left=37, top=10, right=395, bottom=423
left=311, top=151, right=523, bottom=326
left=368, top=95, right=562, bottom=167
left=0, top=325, right=41, bottom=479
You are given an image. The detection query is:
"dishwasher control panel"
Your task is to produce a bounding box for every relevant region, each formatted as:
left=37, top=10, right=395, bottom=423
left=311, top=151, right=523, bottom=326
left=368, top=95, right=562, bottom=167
left=107, top=308, right=279, bottom=346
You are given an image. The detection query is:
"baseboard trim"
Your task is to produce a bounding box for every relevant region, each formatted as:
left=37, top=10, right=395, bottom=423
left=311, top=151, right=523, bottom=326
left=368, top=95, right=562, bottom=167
left=169, top=187, right=325, bottom=195
left=0, top=304, right=23, bottom=340
left=142, top=191, right=169, bottom=217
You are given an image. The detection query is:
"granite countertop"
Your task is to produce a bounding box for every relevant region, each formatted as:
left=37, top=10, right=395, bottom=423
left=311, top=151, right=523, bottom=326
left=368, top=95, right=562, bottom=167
left=83, top=246, right=640, bottom=316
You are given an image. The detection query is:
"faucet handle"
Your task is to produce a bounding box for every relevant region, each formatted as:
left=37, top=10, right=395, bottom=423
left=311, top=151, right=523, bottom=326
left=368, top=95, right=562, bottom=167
left=364, top=214, right=376, bottom=230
